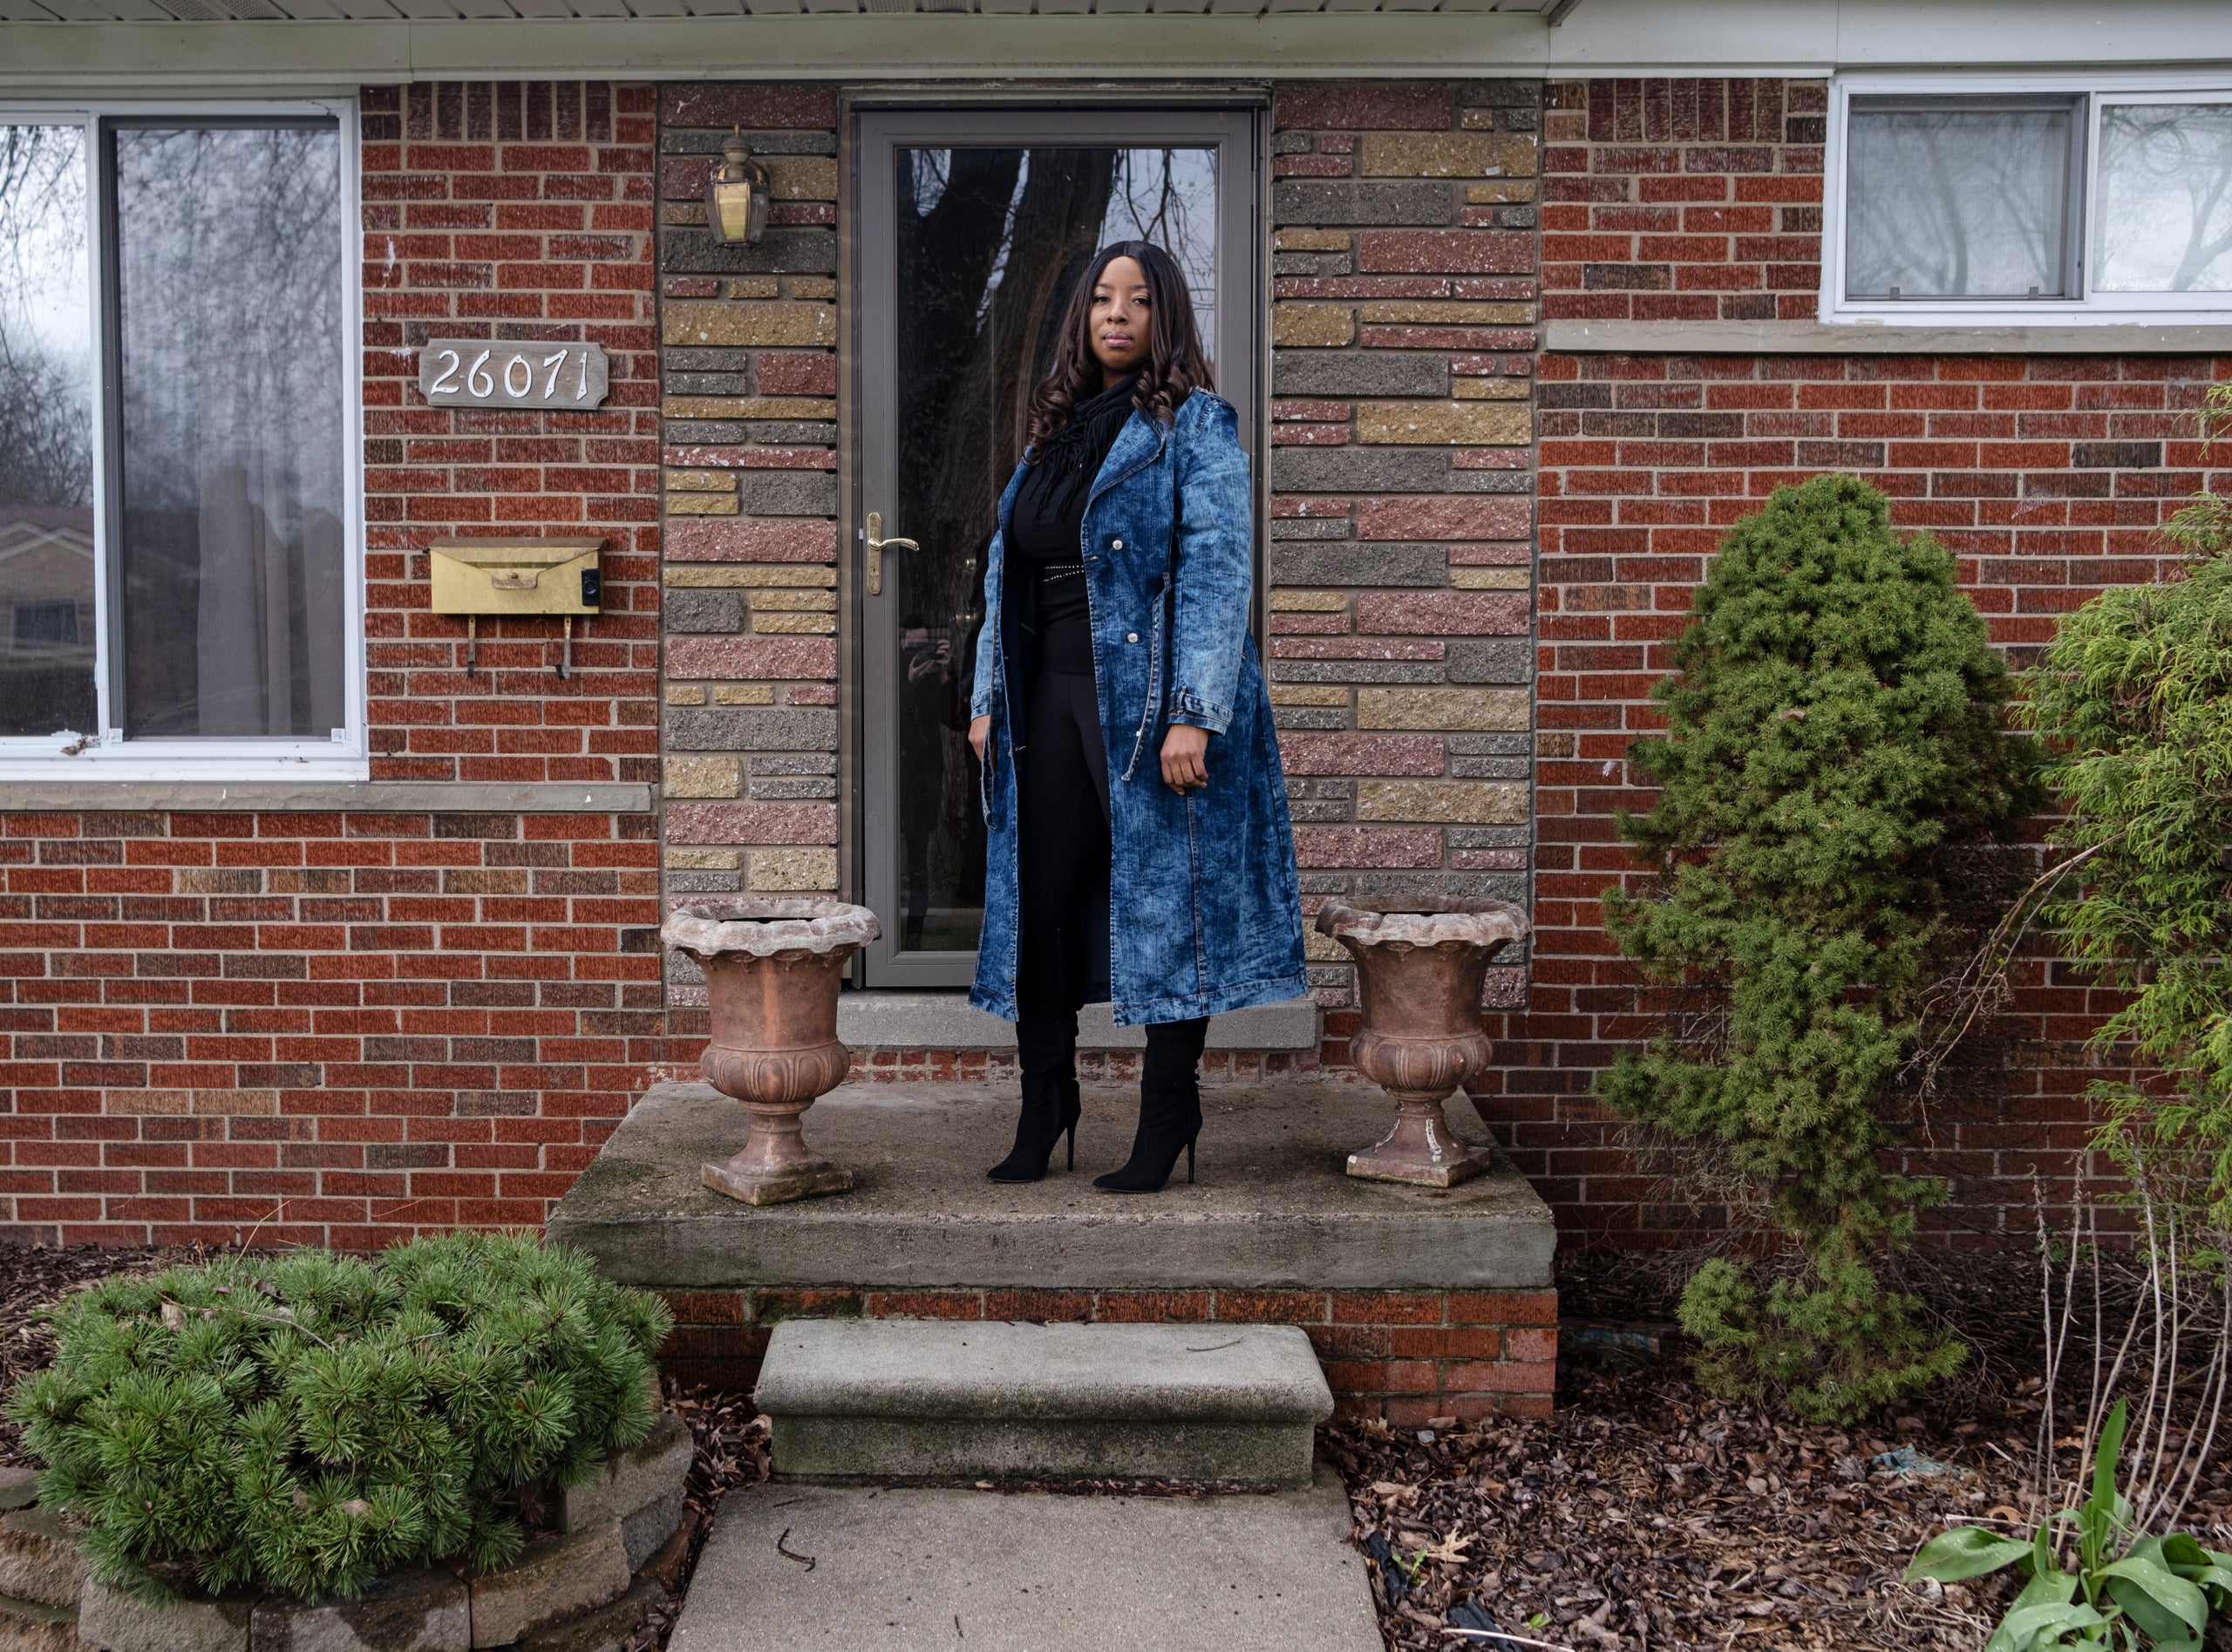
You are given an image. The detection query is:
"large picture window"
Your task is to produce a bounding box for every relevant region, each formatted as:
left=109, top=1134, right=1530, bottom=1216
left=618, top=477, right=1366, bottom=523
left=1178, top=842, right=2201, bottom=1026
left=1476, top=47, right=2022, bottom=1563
left=1826, top=78, right=2232, bottom=324
left=0, top=105, right=361, bottom=777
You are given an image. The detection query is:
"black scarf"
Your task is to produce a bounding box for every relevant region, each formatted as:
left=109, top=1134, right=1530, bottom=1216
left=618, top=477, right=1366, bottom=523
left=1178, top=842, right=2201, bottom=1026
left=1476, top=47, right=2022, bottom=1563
left=1009, top=375, right=1140, bottom=564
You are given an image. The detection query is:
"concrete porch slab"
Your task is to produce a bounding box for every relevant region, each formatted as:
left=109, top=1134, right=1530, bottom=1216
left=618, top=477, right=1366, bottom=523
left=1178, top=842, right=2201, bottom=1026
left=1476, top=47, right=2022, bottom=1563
left=665, top=1472, right=1380, bottom=1652
left=548, top=1078, right=1554, bottom=1293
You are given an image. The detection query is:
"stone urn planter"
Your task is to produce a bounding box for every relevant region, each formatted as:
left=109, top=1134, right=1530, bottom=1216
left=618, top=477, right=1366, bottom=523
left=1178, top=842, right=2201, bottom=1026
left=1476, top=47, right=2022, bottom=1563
left=663, top=897, right=880, bottom=1206
left=1315, top=897, right=1529, bottom=1187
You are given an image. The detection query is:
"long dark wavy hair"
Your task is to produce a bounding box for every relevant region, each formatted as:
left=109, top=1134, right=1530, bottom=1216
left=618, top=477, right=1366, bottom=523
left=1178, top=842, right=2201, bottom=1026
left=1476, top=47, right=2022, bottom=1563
left=1025, top=240, right=1214, bottom=458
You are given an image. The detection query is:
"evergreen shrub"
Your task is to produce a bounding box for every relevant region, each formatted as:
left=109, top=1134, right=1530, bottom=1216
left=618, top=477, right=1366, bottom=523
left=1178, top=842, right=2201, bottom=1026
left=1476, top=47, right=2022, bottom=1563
left=1599, top=473, right=2040, bottom=1421
left=5, top=1233, right=675, bottom=1602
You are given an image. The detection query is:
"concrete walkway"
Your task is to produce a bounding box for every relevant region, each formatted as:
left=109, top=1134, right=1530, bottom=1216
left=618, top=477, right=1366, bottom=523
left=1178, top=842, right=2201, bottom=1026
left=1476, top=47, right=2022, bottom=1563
left=667, top=1472, right=1382, bottom=1652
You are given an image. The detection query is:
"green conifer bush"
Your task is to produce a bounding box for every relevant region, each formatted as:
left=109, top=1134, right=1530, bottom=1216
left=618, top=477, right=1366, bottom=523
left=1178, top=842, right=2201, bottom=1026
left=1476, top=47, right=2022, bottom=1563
left=4, top=1233, right=675, bottom=1602
left=1599, top=473, right=2040, bottom=1421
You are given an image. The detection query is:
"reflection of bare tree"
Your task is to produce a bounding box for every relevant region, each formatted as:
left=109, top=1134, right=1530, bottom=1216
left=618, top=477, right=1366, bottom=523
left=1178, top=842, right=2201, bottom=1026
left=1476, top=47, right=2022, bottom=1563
left=112, top=125, right=345, bottom=738
left=0, top=346, right=91, bottom=514
left=1, top=123, right=97, bottom=738
left=891, top=147, right=1115, bottom=943
left=897, top=148, right=1116, bottom=617
left=1847, top=108, right=2072, bottom=298
left=2099, top=105, right=2232, bottom=293
left=0, top=125, right=92, bottom=514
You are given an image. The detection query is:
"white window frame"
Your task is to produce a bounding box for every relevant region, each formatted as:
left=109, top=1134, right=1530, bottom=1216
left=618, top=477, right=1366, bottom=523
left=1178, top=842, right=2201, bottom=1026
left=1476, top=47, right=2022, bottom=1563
left=0, top=96, right=366, bottom=782
left=1822, top=71, right=2232, bottom=328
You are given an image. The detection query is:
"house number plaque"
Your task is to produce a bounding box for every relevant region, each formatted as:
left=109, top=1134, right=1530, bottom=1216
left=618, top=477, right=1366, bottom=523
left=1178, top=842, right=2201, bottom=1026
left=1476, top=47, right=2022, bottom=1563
left=418, top=340, right=609, bottom=410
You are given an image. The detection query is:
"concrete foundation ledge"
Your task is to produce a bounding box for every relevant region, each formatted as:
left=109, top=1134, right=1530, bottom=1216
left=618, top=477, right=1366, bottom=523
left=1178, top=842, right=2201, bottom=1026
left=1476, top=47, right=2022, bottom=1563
left=0, top=782, right=652, bottom=814
left=834, top=992, right=1321, bottom=1052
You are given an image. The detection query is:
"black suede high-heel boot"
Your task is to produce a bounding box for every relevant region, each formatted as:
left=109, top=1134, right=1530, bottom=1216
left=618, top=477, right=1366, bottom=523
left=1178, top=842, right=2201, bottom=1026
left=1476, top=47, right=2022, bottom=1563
left=1093, top=1017, right=1208, bottom=1194
left=988, top=1014, right=1082, bottom=1182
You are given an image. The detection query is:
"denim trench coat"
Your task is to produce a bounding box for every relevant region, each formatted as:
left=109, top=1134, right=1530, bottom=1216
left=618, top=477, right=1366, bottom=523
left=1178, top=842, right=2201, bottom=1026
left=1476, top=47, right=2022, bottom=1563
left=968, top=391, right=1309, bottom=1026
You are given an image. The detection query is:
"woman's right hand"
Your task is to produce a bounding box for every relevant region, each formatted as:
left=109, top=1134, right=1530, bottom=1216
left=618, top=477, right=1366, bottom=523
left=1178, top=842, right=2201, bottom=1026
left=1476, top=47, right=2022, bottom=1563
left=969, top=715, right=990, bottom=764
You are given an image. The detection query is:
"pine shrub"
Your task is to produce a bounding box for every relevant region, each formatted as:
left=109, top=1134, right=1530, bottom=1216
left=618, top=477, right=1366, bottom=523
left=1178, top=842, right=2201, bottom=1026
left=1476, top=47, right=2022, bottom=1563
left=1600, top=473, right=2040, bottom=1421
left=5, top=1233, right=674, bottom=1602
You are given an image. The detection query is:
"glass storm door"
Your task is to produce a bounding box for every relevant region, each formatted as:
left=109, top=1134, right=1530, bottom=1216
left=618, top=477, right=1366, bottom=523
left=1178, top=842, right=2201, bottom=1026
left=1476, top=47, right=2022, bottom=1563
left=854, top=108, right=1260, bottom=988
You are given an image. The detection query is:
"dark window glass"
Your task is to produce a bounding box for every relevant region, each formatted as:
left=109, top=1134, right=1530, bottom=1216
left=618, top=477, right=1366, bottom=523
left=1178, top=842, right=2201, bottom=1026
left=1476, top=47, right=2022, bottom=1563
left=0, top=122, right=98, bottom=738
left=888, top=146, right=1219, bottom=953
left=112, top=121, right=347, bottom=738
left=1846, top=99, right=2081, bottom=300
left=14, top=602, right=81, bottom=647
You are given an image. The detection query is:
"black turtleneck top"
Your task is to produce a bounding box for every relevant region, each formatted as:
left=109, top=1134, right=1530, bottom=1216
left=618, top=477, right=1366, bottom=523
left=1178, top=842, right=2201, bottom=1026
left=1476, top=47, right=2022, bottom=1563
left=1008, top=376, right=1139, bottom=675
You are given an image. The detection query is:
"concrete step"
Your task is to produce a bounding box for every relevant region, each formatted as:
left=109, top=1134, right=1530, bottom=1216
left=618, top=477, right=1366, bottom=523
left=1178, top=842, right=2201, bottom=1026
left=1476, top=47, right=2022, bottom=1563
left=755, top=1321, right=1333, bottom=1489
left=667, top=1474, right=1379, bottom=1652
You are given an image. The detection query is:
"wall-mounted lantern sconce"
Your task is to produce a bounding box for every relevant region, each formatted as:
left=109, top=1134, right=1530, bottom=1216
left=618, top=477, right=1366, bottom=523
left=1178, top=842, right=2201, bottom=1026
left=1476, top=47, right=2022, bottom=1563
left=704, top=128, right=770, bottom=246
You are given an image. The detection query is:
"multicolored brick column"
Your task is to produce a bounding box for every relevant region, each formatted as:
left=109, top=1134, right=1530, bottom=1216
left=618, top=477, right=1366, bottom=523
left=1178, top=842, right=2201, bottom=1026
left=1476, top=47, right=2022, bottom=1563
left=1266, top=80, right=1541, bottom=1042
left=651, top=86, right=846, bottom=1043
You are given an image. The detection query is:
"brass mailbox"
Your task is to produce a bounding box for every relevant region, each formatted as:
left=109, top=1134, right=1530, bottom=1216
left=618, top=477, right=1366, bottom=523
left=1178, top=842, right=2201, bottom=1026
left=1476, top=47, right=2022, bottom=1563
left=429, top=538, right=602, bottom=616
left=427, top=538, right=603, bottom=678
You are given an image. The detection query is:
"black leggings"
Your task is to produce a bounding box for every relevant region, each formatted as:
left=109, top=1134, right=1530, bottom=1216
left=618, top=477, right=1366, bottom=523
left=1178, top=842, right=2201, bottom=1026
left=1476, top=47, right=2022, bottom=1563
left=1016, top=664, right=1207, bottom=1075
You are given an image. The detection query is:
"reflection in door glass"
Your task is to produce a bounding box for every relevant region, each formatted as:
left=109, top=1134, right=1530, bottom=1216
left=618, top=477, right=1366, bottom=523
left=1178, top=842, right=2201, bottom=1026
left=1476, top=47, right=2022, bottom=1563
left=890, top=147, right=1217, bottom=954
left=0, top=124, right=98, bottom=739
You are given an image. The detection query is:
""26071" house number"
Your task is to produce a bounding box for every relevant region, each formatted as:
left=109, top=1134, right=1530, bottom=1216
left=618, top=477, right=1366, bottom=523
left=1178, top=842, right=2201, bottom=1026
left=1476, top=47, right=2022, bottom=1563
left=418, top=340, right=609, bottom=410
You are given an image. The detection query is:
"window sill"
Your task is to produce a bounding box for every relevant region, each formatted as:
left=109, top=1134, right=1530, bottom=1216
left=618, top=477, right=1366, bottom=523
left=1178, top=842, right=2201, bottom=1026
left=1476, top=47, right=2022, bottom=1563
left=1542, top=318, right=2232, bottom=355
left=0, top=778, right=655, bottom=813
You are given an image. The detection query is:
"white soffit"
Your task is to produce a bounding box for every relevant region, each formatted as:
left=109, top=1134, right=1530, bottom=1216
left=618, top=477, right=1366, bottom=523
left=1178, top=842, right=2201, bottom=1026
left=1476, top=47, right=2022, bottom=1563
left=0, top=0, right=2229, bottom=83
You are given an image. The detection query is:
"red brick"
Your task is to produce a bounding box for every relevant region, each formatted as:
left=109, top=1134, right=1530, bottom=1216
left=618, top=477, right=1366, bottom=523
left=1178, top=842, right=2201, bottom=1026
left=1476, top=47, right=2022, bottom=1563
left=1215, top=1290, right=1330, bottom=1323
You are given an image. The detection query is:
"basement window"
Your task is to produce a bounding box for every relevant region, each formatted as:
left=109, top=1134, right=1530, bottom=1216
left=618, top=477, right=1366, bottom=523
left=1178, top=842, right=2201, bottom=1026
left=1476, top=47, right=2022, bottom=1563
left=0, top=103, right=365, bottom=780
left=1826, top=78, right=2232, bottom=324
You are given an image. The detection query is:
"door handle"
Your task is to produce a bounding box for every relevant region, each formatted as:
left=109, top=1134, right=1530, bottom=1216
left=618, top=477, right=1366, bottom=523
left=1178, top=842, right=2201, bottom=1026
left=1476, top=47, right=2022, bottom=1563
left=865, top=512, right=919, bottom=597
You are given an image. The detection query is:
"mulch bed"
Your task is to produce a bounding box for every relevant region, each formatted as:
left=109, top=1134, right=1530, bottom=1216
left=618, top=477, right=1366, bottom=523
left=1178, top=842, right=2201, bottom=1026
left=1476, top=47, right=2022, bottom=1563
left=1330, top=1251, right=2232, bottom=1652
left=8, top=1246, right=2231, bottom=1652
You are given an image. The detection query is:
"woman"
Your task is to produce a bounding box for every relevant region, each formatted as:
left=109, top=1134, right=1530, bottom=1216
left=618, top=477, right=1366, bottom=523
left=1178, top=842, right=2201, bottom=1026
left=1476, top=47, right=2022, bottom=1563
left=967, top=240, right=1308, bottom=1195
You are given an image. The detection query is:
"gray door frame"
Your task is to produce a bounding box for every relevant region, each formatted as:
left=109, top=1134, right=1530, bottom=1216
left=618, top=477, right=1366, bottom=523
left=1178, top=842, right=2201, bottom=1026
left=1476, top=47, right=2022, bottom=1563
left=851, top=102, right=1265, bottom=989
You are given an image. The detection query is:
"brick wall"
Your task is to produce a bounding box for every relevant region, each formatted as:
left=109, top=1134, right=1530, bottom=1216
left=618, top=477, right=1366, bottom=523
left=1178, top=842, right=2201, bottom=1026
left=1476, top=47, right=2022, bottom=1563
left=659, top=1284, right=1558, bottom=1424
left=1477, top=73, right=2232, bottom=1251
left=0, top=806, right=663, bottom=1247
left=1267, top=81, right=1541, bottom=1038
left=361, top=81, right=663, bottom=783
left=0, top=84, right=668, bottom=1247
left=651, top=85, right=843, bottom=1040
left=1541, top=77, right=1825, bottom=323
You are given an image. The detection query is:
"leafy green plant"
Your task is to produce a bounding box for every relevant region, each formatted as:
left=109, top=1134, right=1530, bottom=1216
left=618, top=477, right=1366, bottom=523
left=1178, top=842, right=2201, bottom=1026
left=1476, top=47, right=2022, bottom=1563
left=1909, top=1399, right=2232, bottom=1649
left=1598, top=472, right=2041, bottom=1421
left=5, top=1233, right=673, bottom=1602
left=2020, top=383, right=2232, bottom=1234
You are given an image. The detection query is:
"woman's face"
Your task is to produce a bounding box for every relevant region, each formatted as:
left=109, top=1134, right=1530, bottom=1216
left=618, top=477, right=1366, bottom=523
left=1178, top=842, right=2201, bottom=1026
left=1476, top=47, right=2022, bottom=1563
left=1088, top=256, right=1153, bottom=383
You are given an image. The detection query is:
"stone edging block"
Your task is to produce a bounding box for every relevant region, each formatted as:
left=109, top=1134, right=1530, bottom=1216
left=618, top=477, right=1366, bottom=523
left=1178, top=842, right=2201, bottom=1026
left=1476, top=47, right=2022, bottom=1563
left=251, top=1570, right=466, bottom=1652
left=79, top=1581, right=255, bottom=1652
left=555, top=1414, right=693, bottom=1546
left=0, top=1508, right=89, bottom=1610
left=466, top=1525, right=629, bottom=1650
left=1, top=1590, right=94, bottom=1652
